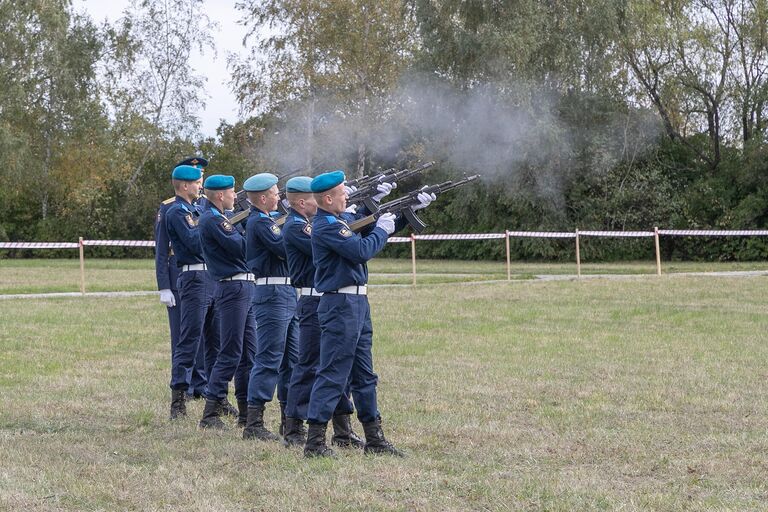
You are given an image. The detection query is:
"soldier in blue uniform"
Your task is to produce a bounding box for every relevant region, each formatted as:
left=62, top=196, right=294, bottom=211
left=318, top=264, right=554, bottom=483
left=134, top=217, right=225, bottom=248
left=164, top=164, right=222, bottom=419
left=282, top=176, right=379, bottom=448
left=302, top=170, right=434, bottom=457
left=197, top=175, right=257, bottom=429
left=241, top=173, right=300, bottom=441
left=155, top=156, right=209, bottom=401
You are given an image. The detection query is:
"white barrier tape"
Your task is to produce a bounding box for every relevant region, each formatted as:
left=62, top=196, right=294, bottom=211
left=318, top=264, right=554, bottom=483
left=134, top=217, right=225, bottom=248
left=0, top=242, right=79, bottom=249
left=388, top=237, right=410, bottom=243
left=82, top=240, right=155, bottom=247
left=658, top=230, right=768, bottom=236
left=415, top=233, right=507, bottom=240
left=578, top=231, right=655, bottom=238
left=507, top=231, right=576, bottom=238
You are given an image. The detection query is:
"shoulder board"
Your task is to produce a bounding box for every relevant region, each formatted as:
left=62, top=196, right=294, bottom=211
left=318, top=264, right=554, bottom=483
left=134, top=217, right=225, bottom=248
left=162, top=197, right=175, bottom=205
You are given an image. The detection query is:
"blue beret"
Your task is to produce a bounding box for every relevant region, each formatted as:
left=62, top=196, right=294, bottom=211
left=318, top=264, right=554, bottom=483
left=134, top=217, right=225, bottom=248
left=171, top=165, right=202, bottom=181
left=176, top=156, right=208, bottom=168
left=286, top=176, right=313, bottom=193
left=204, top=174, right=235, bottom=190
left=310, top=170, right=346, bottom=193
left=243, top=173, right=279, bottom=192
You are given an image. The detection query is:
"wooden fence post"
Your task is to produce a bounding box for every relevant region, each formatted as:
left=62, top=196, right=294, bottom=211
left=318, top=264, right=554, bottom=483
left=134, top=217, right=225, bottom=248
left=79, top=237, right=85, bottom=295
left=505, top=230, right=511, bottom=281
left=654, top=226, right=662, bottom=276
left=575, top=229, right=581, bottom=278
left=410, top=234, right=417, bottom=286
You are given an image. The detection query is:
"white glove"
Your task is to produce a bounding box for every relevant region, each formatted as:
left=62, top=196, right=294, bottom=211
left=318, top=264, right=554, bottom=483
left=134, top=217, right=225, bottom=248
left=375, top=212, right=396, bottom=235
left=344, top=184, right=358, bottom=196
left=413, top=191, right=437, bottom=211
left=159, top=289, right=176, bottom=307
left=372, top=182, right=396, bottom=202
left=344, top=204, right=358, bottom=214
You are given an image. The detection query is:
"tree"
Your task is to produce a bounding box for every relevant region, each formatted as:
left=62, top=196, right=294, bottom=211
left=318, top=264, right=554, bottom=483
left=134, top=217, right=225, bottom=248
left=103, top=0, right=216, bottom=191
left=232, top=0, right=417, bottom=177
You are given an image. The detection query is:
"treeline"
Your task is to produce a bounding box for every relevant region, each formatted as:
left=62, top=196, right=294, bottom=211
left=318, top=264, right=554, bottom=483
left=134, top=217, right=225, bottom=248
left=2, top=0, right=768, bottom=261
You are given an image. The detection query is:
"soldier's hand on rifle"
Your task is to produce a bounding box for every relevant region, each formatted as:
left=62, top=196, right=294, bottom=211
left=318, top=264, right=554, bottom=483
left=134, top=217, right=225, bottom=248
left=413, top=189, right=437, bottom=210
left=344, top=204, right=358, bottom=214
left=375, top=212, right=396, bottom=235
left=159, top=289, right=176, bottom=307
left=344, top=184, right=358, bottom=196
left=372, top=182, right=396, bottom=202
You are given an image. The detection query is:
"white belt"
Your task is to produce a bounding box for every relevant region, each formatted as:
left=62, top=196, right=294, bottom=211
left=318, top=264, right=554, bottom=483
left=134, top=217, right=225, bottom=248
left=220, top=272, right=255, bottom=282
left=255, top=277, right=291, bottom=286
left=299, top=287, right=323, bottom=297
left=334, top=285, right=367, bottom=295
left=182, top=263, right=207, bottom=272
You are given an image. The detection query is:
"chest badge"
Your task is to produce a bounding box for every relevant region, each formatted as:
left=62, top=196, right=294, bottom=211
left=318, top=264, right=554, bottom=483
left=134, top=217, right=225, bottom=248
left=220, top=220, right=234, bottom=233
left=270, top=224, right=281, bottom=236
left=302, top=224, right=312, bottom=236
left=339, top=227, right=352, bottom=238
left=185, top=214, right=197, bottom=228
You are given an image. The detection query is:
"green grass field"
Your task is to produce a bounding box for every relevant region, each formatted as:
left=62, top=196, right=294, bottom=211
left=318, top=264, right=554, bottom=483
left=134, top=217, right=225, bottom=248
left=1, top=257, right=767, bottom=294
left=1, top=263, right=768, bottom=510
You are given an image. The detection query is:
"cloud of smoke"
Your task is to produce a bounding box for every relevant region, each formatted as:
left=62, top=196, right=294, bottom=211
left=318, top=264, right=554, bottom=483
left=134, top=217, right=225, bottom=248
left=253, top=74, right=661, bottom=208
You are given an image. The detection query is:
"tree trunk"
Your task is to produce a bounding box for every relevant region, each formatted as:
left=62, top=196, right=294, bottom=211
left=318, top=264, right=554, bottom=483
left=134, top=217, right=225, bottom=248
left=306, top=95, right=315, bottom=174
left=356, top=143, right=366, bottom=179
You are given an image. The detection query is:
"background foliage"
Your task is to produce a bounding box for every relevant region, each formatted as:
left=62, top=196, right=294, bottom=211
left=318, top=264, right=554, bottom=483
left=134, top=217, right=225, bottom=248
left=2, top=0, right=768, bottom=260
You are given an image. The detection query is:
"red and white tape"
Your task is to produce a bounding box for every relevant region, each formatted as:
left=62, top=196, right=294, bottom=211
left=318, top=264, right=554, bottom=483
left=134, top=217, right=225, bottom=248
left=0, top=242, right=79, bottom=249
left=658, top=230, right=768, bottom=237
left=507, top=231, right=576, bottom=238
left=5, top=229, right=768, bottom=251
left=81, top=240, right=155, bottom=247
left=578, top=230, right=655, bottom=238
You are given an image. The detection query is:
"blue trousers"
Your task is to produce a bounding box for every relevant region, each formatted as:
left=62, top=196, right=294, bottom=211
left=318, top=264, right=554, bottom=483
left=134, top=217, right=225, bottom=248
left=205, top=281, right=256, bottom=401
left=167, top=290, right=208, bottom=395
left=286, top=296, right=354, bottom=420
left=247, top=285, right=299, bottom=406
left=307, top=294, right=379, bottom=424
left=170, top=271, right=218, bottom=391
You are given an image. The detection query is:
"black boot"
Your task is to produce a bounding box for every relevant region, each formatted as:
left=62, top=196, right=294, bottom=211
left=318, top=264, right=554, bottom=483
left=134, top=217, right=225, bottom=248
left=282, top=417, right=307, bottom=447
left=170, top=389, right=187, bottom=420
left=331, top=413, right=365, bottom=449
left=362, top=417, right=405, bottom=457
left=219, top=397, right=239, bottom=418
left=279, top=402, right=287, bottom=436
left=242, top=403, right=279, bottom=441
left=198, top=398, right=226, bottom=430
left=236, top=399, right=248, bottom=427
left=303, top=422, right=335, bottom=458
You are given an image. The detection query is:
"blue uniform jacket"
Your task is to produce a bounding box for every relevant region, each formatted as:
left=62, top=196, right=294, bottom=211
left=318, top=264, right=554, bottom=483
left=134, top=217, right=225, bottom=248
left=245, top=207, right=289, bottom=278
left=199, top=204, right=249, bottom=281
left=311, top=207, right=390, bottom=292
left=154, top=201, right=179, bottom=291
left=165, top=196, right=205, bottom=266
left=282, top=209, right=315, bottom=288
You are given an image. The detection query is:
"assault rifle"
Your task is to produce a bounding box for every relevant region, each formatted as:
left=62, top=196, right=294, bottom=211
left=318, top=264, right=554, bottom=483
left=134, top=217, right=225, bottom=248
left=345, top=161, right=435, bottom=206
left=227, top=207, right=288, bottom=228
left=349, top=174, right=479, bottom=234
